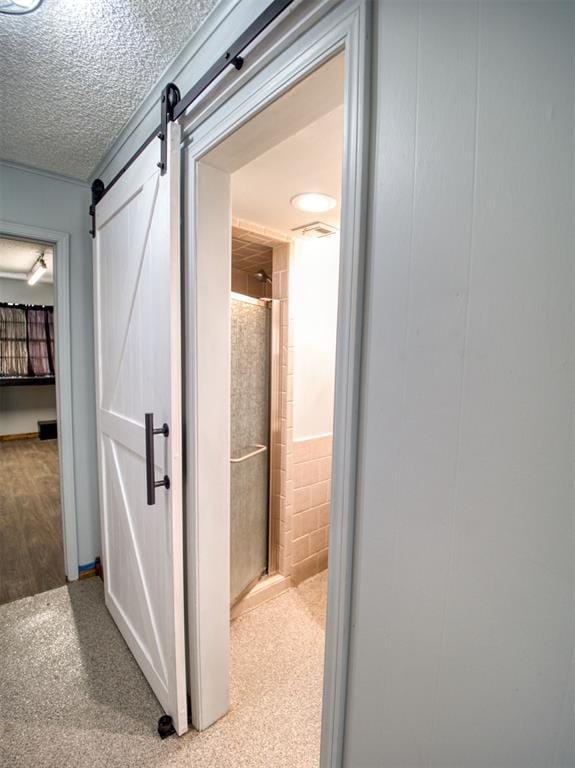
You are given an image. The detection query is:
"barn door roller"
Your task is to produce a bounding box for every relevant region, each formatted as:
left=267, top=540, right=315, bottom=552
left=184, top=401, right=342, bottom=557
left=89, top=0, right=294, bottom=237
left=158, top=83, right=181, bottom=175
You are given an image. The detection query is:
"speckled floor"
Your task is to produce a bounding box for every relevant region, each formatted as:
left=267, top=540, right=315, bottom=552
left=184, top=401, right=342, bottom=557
left=0, top=571, right=327, bottom=768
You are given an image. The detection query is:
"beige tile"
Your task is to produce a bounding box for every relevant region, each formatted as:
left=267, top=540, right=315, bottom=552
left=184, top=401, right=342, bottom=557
left=317, top=547, right=329, bottom=572
left=294, top=486, right=312, bottom=513
left=273, top=245, right=289, bottom=271
left=293, top=508, right=319, bottom=539
left=310, top=527, right=329, bottom=554
left=271, top=466, right=281, bottom=486
left=311, top=480, right=330, bottom=507
left=292, top=553, right=320, bottom=585
left=280, top=300, right=289, bottom=325
left=317, top=456, right=332, bottom=482
left=287, top=374, right=294, bottom=402
left=318, top=503, right=330, bottom=527
left=293, top=460, right=319, bottom=489
left=313, top=435, right=333, bottom=459
left=294, top=439, right=315, bottom=464
left=292, top=535, right=310, bottom=565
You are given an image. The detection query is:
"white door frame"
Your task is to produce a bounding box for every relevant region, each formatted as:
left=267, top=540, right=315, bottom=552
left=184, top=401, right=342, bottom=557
left=0, top=219, right=79, bottom=581
left=183, top=0, right=370, bottom=762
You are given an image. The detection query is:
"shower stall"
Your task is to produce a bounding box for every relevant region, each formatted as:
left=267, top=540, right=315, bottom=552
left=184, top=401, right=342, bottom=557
left=230, top=292, right=276, bottom=605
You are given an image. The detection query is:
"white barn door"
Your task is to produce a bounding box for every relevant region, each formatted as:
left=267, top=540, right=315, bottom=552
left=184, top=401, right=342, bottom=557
left=93, top=124, right=187, bottom=735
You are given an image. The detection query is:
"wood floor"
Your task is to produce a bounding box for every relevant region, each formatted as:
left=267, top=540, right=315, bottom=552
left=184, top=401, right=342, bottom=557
left=0, top=438, right=65, bottom=604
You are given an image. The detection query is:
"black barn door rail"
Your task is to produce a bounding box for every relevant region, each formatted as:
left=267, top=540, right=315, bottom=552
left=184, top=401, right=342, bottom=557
left=89, top=0, right=295, bottom=237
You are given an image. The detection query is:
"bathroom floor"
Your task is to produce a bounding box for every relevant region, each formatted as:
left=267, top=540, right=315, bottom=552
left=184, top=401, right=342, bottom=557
left=0, top=570, right=327, bottom=768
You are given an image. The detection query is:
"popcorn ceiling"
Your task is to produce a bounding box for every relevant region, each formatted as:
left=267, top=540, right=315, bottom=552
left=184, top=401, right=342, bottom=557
left=0, top=0, right=217, bottom=180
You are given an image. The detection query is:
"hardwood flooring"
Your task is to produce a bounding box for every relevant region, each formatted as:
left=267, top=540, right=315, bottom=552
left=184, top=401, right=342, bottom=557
left=0, top=438, right=65, bottom=604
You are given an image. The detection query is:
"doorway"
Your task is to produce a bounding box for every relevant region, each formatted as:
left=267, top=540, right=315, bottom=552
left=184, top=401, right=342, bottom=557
left=186, top=42, right=357, bottom=752
left=86, top=0, right=369, bottom=756
left=0, top=236, right=64, bottom=603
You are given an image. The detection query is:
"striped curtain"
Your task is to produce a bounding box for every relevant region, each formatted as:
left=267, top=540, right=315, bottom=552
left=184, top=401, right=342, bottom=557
left=0, top=306, right=28, bottom=376
left=0, top=305, right=55, bottom=378
left=27, top=308, right=52, bottom=376
left=47, top=309, right=55, bottom=367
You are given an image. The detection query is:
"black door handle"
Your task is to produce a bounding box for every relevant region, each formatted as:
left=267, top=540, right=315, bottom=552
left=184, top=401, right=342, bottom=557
left=145, top=413, right=170, bottom=505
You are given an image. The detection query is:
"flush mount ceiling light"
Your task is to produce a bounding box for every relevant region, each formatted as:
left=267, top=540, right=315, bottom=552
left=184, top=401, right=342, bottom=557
left=0, top=0, right=43, bottom=14
left=27, top=254, right=47, bottom=285
left=290, top=192, right=337, bottom=213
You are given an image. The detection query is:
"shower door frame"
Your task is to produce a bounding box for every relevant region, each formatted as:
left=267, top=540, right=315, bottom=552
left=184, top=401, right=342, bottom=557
left=229, top=291, right=280, bottom=602
left=267, top=295, right=282, bottom=576
left=183, top=0, right=371, bottom=764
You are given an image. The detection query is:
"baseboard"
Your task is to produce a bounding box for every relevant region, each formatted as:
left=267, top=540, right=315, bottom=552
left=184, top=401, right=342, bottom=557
left=230, top=573, right=291, bottom=621
left=78, top=558, right=100, bottom=580
left=0, top=432, right=39, bottom=441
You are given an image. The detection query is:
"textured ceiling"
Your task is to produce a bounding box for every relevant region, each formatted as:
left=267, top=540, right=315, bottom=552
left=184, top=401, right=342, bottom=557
left=0, top=0, right=217, bottom=180
left=0, top=237, right=54, bottom=282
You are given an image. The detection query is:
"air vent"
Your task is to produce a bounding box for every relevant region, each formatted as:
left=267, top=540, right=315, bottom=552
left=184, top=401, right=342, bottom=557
left=291, top=221, right=338, bottom=239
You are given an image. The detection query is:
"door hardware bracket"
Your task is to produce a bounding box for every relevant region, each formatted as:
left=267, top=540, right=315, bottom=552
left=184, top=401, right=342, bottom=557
left=158, top=82, right=181, bottom=175
left=229, top=53, right=244, bottom=70
left=89, top=178, right=105, bottom=238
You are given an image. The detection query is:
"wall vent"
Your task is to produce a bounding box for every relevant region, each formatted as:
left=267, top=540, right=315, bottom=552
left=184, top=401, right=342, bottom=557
left=291, top=221, right=338, bottom=239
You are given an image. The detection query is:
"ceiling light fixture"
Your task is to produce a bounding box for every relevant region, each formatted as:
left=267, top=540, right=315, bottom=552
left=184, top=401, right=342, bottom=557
left=290, top=193, right=337, bottom=214
left=0, top=0, right=43, bottom=14
left=27, top=254, right=47, bottom=286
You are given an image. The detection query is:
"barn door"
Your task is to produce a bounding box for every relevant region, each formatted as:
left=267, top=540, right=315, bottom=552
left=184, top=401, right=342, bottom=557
left=93, top=124, right=187, bottom=735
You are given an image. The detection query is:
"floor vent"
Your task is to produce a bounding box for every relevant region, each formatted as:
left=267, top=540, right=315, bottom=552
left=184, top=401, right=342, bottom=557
left=38, top=420, right=57, bottom=440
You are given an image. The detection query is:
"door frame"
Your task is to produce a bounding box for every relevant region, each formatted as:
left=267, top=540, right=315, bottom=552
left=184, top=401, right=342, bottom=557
left=0, top=219, right=79, bottom=581
left=182, top=0, right=371, bottom=762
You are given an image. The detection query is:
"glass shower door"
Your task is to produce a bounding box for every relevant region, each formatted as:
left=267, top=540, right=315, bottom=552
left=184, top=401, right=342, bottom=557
left=230, top=294, right=271, bottom=605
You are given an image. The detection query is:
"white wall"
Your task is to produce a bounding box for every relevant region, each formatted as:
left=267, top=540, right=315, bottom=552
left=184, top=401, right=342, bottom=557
left=291, top=234, right=339, bottom=440
left=344, top=3, right=575, bottom=767
left=0, top=276, right=54, bottom=304
left=0, top=386, right=57, bottom=436
left=0, top=162, right=100, bottom=568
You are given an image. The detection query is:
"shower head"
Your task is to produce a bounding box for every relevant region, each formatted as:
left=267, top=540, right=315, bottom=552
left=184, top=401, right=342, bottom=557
left=254, top=269, right=272, bottom=285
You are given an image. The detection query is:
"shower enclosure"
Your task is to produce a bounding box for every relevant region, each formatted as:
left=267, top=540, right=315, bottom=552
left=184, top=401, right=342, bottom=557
left=230, top=293, right=273, bottom=604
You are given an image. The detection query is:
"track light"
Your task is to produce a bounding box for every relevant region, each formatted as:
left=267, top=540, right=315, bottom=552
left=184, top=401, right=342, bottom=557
left=27, top=255, right=47, bottom=286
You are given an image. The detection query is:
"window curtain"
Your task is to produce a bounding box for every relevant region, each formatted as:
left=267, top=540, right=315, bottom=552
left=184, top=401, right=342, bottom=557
left=0, top=304, right=55, bottom=378
left=27, top=308, right=52, bottom=376
left=0, top=306, right=28, bottom=376
left=47, top=309, right=55, bottom=368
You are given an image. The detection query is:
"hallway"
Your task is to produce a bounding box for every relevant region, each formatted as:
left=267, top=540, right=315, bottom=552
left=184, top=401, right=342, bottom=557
left=0, top=572, right=327, bottom=768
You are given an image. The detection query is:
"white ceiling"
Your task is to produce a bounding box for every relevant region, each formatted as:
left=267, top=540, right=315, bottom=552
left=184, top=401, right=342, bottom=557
left=228, top=54, right=344, bottom=235
left=0, top=237, right=54, bottom=282
left=231, top=106, right=344, bottom=235
left=0, top=0, right=217, bottom=180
